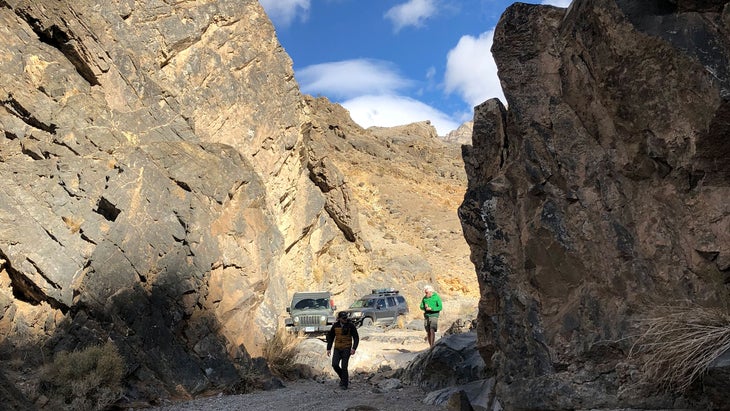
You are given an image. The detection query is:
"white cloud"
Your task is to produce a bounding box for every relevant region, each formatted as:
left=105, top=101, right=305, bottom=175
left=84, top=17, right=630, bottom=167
left=258, top=0, right=310, bottom=27
left=297, top=59, right=412, bottom=99
left=342, top=95, right=460, bottom=136
left=297, top=59, right=461, bottom=135
left=384, top=0, right=437, bottom=32
left=541, top=0, right=572, bottom=7
left=444, top=30, right=506, bottom=108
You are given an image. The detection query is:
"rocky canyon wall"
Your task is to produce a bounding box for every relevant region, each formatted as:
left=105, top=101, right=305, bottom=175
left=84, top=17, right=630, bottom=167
left=459, top=0, right=729, bottom=408
left=0, top=0, right=308, bottom=401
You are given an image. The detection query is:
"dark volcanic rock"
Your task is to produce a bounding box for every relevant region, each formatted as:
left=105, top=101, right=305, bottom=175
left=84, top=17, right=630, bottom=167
left=397, top=332, right=486, bottom=391
left=459, top=0, right=730, bottom=409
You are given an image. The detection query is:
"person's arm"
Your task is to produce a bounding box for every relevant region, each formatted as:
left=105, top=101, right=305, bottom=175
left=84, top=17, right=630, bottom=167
left=326, top=324, right=335, bottom=351
left=419, top=297, right=426, bottom=312
left=350, top=324, right=359, bottom=352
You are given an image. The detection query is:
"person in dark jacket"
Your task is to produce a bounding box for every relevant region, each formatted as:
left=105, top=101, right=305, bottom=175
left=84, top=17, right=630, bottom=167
left=326, top=311, right=359, bottom=389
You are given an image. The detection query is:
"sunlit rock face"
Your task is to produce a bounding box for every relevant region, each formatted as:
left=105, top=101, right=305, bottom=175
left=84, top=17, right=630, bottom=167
left=459, top=0, right=730, bottom=409
left=0, top=0, right=352, bottom=401
left=0, top=0, right=302, bottom=401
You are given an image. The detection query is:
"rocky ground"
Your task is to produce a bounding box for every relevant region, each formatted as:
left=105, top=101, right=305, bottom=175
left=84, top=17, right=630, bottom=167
left=147, top=378, right=448, bottom=411
left=147, top=325, right=452, bottom=411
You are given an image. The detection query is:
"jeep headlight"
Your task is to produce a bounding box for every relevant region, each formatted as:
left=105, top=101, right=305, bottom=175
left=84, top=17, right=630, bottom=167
left=351, top=312, right=362, bottom=318
left=293, top=316, right=300, bottom=325
left=320, top=315, right=327, bottom=325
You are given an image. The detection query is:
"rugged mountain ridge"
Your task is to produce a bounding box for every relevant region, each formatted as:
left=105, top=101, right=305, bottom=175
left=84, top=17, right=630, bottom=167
left=0, top=0, right=476, bottom=407
left=459, top=0, right=730, bottom=409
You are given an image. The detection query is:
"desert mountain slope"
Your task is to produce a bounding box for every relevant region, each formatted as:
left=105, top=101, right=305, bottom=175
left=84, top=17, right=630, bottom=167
left=302, top=96, right=477, bottom=310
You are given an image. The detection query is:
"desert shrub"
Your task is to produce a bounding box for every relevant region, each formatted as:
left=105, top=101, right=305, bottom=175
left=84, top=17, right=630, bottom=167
left=262, top=328, right=300, bottom=379
left=40, top=341, right=125, bottom=411
left=629, top=305, right=730, bottom=393
left=225, top=363, right=264, bottom=395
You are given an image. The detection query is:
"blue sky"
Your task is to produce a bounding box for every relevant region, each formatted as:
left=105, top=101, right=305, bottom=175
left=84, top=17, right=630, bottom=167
left=259, top=0, right=572, bottom=135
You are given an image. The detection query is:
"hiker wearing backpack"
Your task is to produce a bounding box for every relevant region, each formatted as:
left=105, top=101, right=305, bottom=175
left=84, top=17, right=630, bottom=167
left=326, top=311, right=359, bottom=390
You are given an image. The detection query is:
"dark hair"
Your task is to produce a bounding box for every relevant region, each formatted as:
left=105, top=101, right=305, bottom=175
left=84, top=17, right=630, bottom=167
left=337, top=311, right=348, bottom=319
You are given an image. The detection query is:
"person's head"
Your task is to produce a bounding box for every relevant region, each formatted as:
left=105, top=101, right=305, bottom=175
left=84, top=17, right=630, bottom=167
left=424, top=285, right=434, bottom=296
left=337, top=311, right=349, bottom=322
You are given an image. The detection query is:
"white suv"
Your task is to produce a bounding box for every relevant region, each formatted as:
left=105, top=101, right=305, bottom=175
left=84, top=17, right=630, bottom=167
left=284, top=291, right=337, bottom=333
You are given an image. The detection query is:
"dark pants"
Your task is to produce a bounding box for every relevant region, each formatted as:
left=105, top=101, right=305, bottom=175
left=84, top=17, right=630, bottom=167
left=331, top=348, right=351, bottom=387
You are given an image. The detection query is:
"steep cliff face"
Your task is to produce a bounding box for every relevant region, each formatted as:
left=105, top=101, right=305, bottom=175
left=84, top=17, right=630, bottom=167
left=459, top=0, right=729, bottom=408
left=0, top=0, right=476, bottom=405
left=0, top=0, right=304, bottom=401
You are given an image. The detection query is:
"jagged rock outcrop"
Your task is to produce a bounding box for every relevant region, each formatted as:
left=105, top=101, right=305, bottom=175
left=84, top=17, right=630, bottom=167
left=459, top=0, right=730, bottom=409
left=0, top=0, right=476, bottom=407
left=443, top=121, right=473, bottom=145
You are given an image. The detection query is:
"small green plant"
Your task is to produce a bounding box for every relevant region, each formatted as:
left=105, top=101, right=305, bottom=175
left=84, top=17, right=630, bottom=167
left=629, top=305, right=730, bottom=393
left=262, top=328, right=301, bottom=379
left=40, top=341, right=125, bottom=411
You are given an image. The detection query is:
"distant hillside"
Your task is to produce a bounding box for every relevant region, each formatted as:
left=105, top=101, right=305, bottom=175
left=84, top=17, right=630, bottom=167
left=302, top=96, right=477, bottom=310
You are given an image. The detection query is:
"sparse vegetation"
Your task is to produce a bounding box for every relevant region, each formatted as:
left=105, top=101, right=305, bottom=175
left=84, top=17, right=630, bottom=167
left=262, top=328, right=301, bottom=379
left=39, top=341, right=124, bottom=411
left=629, top=305, right=730, bottom=393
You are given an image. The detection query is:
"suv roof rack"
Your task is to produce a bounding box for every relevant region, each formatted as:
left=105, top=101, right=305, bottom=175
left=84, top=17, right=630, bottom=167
left=371, top=288, right=398, bottom=295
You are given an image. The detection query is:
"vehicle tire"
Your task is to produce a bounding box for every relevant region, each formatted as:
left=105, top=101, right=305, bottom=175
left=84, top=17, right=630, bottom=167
left=362, top=317, right=373, bottom=327
left=396, top=315, right=405, bottom=329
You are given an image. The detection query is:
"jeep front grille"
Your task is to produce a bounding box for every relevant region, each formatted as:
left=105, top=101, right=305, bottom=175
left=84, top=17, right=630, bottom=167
left=299, top=315, right=321, bottom=326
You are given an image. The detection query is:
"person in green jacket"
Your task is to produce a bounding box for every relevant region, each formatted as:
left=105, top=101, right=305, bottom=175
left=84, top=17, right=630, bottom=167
left=419, top=285, right=442, bottom=347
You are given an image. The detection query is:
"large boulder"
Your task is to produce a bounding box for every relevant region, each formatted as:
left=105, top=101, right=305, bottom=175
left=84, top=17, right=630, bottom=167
left=397, top=332, right=487, bottom=391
